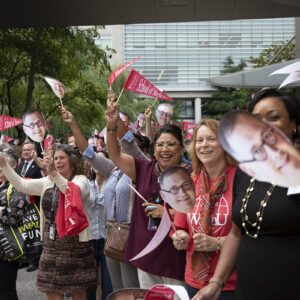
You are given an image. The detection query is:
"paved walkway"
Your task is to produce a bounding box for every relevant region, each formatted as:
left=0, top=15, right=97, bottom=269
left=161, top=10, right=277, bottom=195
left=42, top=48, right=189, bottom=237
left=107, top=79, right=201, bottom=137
left=16, top=269, right=45, bottom=300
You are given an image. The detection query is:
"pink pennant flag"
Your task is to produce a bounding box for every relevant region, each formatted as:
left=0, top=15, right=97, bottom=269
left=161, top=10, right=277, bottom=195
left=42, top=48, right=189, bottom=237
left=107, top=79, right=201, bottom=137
left=182, top=121, right=196, bottom=131
left=0, top=116, right=23, bottom=131
left=43, top=76, right=65, bottom=99
left=109, top=55, right=141, bottom=88
left=123, top=70, right=173, bottom=101
left=130, top=204, right=172, bottom=261
left=2, top=136, right=14, bottom=143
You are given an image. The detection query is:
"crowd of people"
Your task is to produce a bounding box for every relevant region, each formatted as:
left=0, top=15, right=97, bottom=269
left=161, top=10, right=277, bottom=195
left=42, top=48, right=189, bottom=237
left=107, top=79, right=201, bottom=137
left=0, top=88, right=300, bottom=300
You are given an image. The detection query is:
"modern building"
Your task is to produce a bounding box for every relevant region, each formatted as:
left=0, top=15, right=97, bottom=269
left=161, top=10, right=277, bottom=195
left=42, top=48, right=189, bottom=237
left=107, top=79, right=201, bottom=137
left=98, top=18, right=295, bottom=122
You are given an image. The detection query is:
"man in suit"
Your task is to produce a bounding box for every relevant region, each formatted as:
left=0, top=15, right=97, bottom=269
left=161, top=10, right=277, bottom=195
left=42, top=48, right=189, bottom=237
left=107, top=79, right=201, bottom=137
left=17, top=141, right=43, bottom=272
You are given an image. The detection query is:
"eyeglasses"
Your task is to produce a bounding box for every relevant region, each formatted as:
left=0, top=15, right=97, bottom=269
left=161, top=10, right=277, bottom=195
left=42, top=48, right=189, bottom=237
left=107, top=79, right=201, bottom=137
left=24, top=120, right=45, bottom=129
left=161, top=181, right=194, bottom=194
left=154, top=142, right=178, bottom=149
left=239, top=126, right=277, bottom=164
left=157, top=109, right=172, bottom=118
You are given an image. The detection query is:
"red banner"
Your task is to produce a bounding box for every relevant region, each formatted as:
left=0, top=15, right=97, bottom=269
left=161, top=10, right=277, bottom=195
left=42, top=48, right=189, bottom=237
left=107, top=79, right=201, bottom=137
left=0, top=116, right=23, bottom=131
left=109, top=56, right=141, bottom=88
left=182, top=121, right=196, bottom=131
left=44, top=137, right=52, bottom=150
left=123, top=70, right=173, bottom=101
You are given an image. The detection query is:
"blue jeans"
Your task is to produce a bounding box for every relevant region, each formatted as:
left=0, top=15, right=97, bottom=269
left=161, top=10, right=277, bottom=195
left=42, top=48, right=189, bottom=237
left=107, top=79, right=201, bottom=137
left=87, top=239, right=113, bottom=300
left=186, top=283, right=235, bottom=300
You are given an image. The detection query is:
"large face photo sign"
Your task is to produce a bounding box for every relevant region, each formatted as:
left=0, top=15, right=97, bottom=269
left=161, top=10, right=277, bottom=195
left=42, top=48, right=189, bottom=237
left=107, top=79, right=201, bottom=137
left=22, top=109, right=46, bottom=143
left=218, top=110, right=300, bottom=187
left=159, top=166, right=196, bottom=214
left=44, top=76, right=65, bottom=99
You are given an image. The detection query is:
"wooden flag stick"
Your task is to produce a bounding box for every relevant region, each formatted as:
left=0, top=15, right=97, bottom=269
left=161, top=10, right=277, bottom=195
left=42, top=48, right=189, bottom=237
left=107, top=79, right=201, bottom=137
left=59, top=98, right=64, bottom=107
left=116, top=88, right=124, bottom=103
left=127, top=183, right=148, bottom=203
left=152, top=97, right=158, bottom=107
left=187, top=214, right=195, bottom=235
left=40, top=142, right=44, bottom=153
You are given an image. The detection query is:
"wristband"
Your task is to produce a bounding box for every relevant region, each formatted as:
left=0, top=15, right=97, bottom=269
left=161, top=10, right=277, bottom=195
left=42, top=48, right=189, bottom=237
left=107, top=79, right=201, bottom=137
left=209, top=277, right=224, bottom=288
left=107, top=126, right=117, bottom=133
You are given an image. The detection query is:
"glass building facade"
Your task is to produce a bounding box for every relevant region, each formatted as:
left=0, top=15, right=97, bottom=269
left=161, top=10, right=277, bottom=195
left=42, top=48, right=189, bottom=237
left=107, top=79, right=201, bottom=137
left=124, top=18, right=295, bottom=92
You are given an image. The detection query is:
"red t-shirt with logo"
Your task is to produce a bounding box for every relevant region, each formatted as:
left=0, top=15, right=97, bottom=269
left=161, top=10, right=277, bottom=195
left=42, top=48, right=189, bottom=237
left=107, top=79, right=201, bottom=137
left=173, top=165, right=237, bottom=290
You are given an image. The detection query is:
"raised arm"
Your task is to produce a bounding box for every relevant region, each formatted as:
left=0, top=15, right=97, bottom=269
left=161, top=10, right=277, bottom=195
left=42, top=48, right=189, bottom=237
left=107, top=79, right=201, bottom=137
left=105, top=103, right=136, bottom=182
left=145, top=106, right=154, bottom=143
left=191, top=223, right=242, bottom=300
left=60, top=106, right=115, bottom=177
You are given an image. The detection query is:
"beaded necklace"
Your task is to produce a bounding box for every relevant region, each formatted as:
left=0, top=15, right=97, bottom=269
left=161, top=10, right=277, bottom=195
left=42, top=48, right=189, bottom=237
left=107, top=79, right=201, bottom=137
left=240, top=178, right=275, bottom=239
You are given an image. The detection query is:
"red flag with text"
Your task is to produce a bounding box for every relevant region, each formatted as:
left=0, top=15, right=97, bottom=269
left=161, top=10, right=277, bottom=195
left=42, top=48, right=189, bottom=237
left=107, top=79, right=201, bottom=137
left=123, top=70, right=173, bottom=101
left=182, top=121, right=196, bottom=131
left=3, top=136, right=14, bottom=143
left=109, top=56, right=141, bottom=88
left=0, top=116, right=23, bottom=131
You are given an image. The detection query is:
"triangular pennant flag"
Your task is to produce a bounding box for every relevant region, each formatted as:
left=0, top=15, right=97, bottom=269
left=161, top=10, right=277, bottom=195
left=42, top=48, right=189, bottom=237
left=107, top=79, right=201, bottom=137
left=109, top=55, right=141, bottom=88
left=182, top=121, right=196, bottom=131
left=123, top=70, right=173, bottom=101
left=0, top=116, right=23, bottom=131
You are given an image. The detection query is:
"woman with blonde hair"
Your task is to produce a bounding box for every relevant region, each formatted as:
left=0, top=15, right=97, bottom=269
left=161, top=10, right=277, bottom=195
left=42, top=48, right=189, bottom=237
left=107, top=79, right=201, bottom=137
left=171, top=118, right=237, bottom=299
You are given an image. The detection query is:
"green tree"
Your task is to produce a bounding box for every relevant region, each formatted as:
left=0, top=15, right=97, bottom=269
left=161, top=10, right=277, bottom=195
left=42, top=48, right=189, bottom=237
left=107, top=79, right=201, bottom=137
left=203, top=56, right=249, bottom=119
left=0, top=27, right=111, bottom=140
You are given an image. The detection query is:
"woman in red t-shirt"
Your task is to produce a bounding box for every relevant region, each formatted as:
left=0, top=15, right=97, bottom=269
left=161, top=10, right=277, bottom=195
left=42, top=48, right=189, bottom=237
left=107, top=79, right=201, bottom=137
left=171, top=119, right=237, bottom=299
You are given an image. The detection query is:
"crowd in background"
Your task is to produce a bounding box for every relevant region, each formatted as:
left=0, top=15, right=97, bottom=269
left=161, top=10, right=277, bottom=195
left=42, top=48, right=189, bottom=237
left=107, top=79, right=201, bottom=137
left=0, top=88, right=300, bottom=300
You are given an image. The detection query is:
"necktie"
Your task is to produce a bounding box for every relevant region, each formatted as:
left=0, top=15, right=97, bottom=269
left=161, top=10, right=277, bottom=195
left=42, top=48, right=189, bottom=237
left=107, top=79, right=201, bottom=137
left=21, top=161, right=28, bottom=177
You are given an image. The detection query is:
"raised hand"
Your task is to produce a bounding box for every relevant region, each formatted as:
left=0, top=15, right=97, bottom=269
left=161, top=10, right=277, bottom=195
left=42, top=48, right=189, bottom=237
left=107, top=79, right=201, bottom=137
left=42, top=151, right=57, bottom=179
left=60, top=106, right=76, bottom=126
left=105, top=102, right=119, bottom=129
left=144, top=106, right=152, bottom=121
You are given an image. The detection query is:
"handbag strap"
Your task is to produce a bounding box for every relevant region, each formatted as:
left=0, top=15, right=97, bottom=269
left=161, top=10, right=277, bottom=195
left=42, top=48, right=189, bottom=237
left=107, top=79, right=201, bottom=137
left=50, top=185, right=58, bottom=224
left=113, top=168, right=124, bottom=221
left=6, top=184, right=13, bottom=207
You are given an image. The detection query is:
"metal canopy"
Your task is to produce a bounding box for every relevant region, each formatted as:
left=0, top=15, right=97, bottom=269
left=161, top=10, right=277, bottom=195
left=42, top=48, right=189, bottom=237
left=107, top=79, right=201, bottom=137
left=208, top=59, right=300, bottom=89
left=1, top=0, right=300, bottom=28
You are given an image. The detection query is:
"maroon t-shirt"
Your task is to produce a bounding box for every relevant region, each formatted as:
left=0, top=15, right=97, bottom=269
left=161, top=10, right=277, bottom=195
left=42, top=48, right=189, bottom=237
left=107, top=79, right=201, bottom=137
left=124, top=158, right=186, bottom=280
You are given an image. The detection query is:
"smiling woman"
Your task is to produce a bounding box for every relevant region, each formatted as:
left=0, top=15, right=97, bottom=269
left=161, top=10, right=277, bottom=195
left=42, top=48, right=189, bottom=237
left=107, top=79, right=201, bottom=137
left=0, top=144, right=96, bottom=300
left=195, top=89, right=300, bottom=300
left=172, top=119, right=237, bottom=300
left=105, top=102, right=189, bottom=289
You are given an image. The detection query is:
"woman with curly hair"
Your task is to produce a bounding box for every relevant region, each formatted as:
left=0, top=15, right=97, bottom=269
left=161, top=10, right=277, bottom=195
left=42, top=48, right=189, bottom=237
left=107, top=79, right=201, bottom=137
left=0, top=144, right=97, bottom=300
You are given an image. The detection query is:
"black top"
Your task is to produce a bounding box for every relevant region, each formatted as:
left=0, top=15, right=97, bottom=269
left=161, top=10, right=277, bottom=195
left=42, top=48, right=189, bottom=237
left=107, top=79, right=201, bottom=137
left=232, top=168, right=300, bottom=300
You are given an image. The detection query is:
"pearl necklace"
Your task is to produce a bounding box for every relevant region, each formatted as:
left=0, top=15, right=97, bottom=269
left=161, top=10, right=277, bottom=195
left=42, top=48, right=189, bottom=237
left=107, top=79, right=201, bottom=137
left=240, top=178, right=275, bottom=239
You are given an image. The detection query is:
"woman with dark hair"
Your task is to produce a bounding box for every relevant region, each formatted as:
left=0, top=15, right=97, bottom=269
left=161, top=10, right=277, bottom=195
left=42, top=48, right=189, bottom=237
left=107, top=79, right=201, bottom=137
left=0, top=145, right=27, bottom=300
left=171, top=119, right=237, bottom=299
left=0, top=144, right=97, bottom=300
left=104, top=102, right=188, bottom=289
left=194, top=89, right=300, bottom=300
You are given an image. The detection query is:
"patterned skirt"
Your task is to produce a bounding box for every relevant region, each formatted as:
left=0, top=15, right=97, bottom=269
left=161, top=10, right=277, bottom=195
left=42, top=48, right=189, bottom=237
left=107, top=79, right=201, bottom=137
left=36, top=187, right=97, bottom=295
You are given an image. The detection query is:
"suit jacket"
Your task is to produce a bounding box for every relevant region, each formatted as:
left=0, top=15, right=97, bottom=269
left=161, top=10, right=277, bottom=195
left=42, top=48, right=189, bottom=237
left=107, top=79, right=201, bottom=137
left=17, top=160, right=42, bottom=179
left=17, top=160, right=43, bottom=206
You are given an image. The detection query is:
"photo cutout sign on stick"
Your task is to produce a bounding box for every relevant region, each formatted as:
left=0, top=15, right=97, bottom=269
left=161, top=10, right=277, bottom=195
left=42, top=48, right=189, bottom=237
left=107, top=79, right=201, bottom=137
left=159, top=166, right=196, bottom=214
left=22, top=109, right=46, bottom=143
left=44, top=76, right=65, bottom=106
left=218, top=110, right=300, bottom=187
